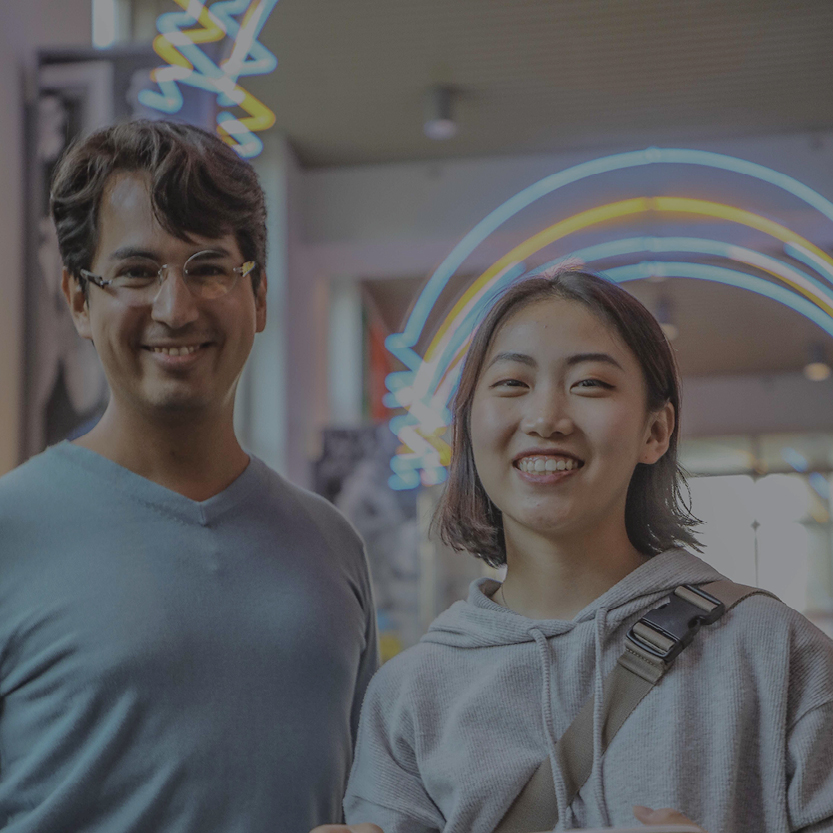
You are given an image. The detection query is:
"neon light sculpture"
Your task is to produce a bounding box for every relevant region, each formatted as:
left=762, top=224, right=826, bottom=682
left=139, top=0, right=279, bottom=158
left=386, top=148, right=833, bottom=490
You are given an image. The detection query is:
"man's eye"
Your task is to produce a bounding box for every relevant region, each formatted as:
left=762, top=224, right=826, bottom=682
left=117, top=264, right=157, bottom=280
left=187, top=263, right=229, bottom=278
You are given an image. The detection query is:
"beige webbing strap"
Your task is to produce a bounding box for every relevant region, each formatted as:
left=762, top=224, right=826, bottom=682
left=555, top=644, right=666, bottom=811
left=492, top=757, right=559, bottom=833
left=493, top=580, right=775, bottom=833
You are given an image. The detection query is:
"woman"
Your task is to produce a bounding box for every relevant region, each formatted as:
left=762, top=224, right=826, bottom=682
left=333, top=267, right=833, bottom=832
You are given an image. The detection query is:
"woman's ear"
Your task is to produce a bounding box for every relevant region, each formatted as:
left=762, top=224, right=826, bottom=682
left=61, top=267, right=93, bottom=341
left=640, top=401, right=675, bottom=465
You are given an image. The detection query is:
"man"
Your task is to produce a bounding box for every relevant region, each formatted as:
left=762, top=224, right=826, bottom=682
left=0, top=120, right=378, bottom=832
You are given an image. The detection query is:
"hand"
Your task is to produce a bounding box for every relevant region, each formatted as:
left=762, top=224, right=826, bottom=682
left=633, top=805, right=707, bottom=831
left=309, top=825, right=383, bottom=833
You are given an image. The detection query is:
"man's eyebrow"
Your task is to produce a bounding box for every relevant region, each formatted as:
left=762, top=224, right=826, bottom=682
left=566, top=352, right=624, bottom=371
left=107, top=246, right=233, bottom=262
left=189, top=247, right=232, bottom=259
left=108, top=247, right=160, bottom=262
left=485, top=351, right=537, bottom=370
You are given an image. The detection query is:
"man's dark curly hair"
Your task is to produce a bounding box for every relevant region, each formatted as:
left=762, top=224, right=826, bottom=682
left=50, top=119, right=267, bottom=292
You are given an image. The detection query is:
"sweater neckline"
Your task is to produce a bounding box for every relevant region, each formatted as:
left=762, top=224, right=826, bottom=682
left=51, top=440, right=266, bottom=527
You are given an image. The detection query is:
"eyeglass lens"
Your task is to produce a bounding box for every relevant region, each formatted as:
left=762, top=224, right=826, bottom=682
left=106, top=251, right=244, bottom=303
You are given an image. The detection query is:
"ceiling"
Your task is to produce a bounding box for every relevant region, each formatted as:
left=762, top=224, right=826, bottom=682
left=137, top=0, right=833, bottom=167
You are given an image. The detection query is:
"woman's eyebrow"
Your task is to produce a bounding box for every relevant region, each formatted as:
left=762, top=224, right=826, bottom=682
left=485, top=351, right=537, bottom=370
left=566, top=352, right=624, bottom=371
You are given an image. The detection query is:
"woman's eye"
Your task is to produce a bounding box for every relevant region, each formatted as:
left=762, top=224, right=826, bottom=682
left=491, top=378, right=527, bottom=389
left=573, top=378, right=613, bottom=390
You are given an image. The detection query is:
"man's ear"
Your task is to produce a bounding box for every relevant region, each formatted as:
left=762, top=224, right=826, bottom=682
left=640, top=400, right=675, bottom=465
left=61, top=267, right=93, bottom=341
left=255, top=272, right=267, bottom=333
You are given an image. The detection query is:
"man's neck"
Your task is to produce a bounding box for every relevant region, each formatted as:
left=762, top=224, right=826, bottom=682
left=74, top=402, right=250, bottom=502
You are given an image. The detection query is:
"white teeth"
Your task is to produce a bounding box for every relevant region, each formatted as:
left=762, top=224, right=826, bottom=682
left=150, top=345, right=200, bottom=356
left=518, top=456, right=580, bottom=473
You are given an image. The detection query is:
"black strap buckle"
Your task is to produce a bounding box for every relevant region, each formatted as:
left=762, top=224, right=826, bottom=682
left=626, top=584, right=726, bottom=663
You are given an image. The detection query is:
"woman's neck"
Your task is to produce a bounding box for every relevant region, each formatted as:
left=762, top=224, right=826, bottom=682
left=496, top=519, right=648, bottom=620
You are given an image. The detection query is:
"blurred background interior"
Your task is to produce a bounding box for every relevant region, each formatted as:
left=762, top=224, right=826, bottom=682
left=2, top=0, right=833, bottom=657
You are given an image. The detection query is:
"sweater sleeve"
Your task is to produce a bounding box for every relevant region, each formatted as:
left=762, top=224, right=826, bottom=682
left=344, top=664, right=444, bottom=833
left=350, top=541, right=381, bottom=748
left=788, top=700, right=833, bottom=832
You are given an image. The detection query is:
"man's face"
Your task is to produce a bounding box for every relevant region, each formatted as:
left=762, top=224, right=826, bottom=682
left=64, top=172, right=266, bottom=420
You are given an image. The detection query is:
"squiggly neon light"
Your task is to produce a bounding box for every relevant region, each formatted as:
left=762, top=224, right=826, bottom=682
left=139, top=0, right=279, bottom=158
left=386, top=148, right=833, bottom=490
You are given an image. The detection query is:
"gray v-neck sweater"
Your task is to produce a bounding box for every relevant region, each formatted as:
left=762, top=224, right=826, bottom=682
left=345, top=550, right=833, bottom=832
left=0, top=442, right=378, bottom=832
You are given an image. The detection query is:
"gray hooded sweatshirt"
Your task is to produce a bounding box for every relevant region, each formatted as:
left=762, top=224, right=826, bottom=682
left=344, top=550, right=833, bottom=832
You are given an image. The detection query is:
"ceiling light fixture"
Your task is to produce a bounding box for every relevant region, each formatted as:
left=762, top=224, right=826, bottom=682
left=804, top=342, right=831, bottom=381
left=423, top=86, right=457, bottom=140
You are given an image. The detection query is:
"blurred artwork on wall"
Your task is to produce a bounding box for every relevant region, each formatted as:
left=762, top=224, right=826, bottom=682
left=313, top=425, right=420, bottom=659
left=23, top=48, right=214, bottom=460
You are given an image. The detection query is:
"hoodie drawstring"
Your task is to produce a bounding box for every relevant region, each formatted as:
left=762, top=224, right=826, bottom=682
left=530, top=627, right=570, bottom=829
left=592, top=608, right=612, bottom=827
left=530, top=612, right=613, bottom=831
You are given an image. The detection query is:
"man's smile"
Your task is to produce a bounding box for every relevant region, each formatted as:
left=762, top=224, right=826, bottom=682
left=141, top=341, right=215, bottom=369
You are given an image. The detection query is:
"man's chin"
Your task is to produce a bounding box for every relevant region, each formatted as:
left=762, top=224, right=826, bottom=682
left=140, top=385, right=216, bottom=416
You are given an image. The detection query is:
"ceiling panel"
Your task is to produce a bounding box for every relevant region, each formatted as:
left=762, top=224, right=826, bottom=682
left=229, top=0, right=833, bottom=166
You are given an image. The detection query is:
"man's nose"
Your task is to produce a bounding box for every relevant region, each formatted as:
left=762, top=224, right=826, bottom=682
left=520, top=388, right=574, bottom=437
left=150, top=268, right=200, bottom=328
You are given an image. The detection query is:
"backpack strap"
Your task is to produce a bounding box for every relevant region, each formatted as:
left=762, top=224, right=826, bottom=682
left=493, top=580, right=777, bottom=833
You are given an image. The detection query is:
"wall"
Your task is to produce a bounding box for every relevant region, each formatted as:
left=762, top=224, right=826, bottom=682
left=684, top=372, right=833, bottom=437
left=0, top=0, right=91, bottom=475
left=238, top=134, right=330, bottom=488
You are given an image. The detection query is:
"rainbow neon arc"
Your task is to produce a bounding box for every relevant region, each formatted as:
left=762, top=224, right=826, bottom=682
left=139, top=0, right=279, bottom=158
left=385, top=148, right=833, bottom=490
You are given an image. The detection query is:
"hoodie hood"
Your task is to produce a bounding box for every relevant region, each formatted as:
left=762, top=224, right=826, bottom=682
left=420, top=549, right=725, bottom=649
left=418, top=548, right=728, bottom=828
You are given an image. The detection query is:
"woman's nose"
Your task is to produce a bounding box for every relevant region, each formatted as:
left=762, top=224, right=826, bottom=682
left=520, top=390, right=574, bottom=437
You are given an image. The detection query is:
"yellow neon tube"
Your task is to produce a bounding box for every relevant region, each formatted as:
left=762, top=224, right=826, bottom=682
left=425, top=197, right=833, bottom=364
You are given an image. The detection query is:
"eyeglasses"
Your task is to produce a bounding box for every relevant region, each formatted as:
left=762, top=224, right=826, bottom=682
left=79, top=250, right=257, bottom=305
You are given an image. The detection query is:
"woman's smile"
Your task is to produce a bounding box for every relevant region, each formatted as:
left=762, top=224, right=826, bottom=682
left=513, top=450, right=584, bottom=486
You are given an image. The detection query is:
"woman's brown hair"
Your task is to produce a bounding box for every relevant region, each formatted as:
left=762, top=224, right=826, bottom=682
left=433, top=266, right=701, bottom=567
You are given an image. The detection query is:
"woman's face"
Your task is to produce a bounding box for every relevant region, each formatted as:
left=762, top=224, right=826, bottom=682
left=469, top=297, right=673, bottom=548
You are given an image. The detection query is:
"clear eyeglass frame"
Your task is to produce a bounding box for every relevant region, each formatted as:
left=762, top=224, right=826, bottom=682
left=79, top=249, right=257, bottom=304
